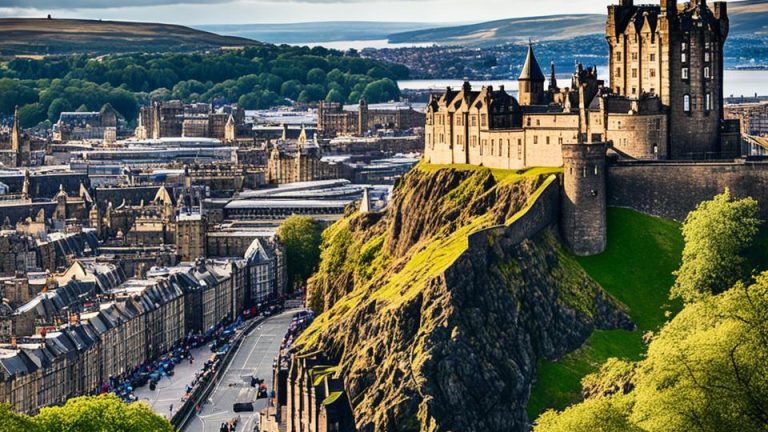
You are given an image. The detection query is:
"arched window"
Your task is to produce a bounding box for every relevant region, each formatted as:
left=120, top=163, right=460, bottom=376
left=684, top=94, right=691, bottom=112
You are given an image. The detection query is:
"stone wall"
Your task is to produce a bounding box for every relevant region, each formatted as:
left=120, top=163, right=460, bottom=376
left=467, top=174, right=560, bottom=251
left=607, top=161, right=768, bottom=221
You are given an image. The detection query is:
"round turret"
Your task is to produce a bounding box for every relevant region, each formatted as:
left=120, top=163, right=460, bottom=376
left=561, top=142, right=608, bottom=256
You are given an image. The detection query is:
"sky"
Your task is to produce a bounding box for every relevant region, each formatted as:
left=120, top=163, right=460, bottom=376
left=0, top=0, right=629, bottom=25
left=0, top=0, right=746, bottom=25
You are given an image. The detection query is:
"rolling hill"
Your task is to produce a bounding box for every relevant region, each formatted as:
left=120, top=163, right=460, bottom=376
left=197, top=21, right=449, bottom=45
left=388, top=0, right=768, bottom=47
left=0, top=18, right=262, bottom=56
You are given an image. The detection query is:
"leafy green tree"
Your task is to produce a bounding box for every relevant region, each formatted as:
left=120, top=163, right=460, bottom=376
left=306, top=68, right=327, bottom=85
left=325, top=88, right=345, bottom=104
left=47, top=97, right=72, bottom=122
left=32, top=395, right=174, bottom=432
left=671, top=190, right=760, bottom=302
left=238, top=92, right=261, bottom=110
left=536, top=395, right=641, bottom=432
left=362, top=78, right=400, bottom=103
left=280, top=80, right=303, bottom=101
left=20, top=103, right=47, bottom=127
left=75, top=104, right=90, bottom=112
left=0, top=403, right=36, bottom=431
left=277, top=215, right=322, bottom=292
left=297, top=84, right=326, bottom=103
left=536, top=272, right=768, bottom=432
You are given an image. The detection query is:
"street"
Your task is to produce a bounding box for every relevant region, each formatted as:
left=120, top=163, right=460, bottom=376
left=185, top=309, right=298, bottom=432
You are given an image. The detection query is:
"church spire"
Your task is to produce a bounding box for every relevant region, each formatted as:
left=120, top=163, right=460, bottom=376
left=519, top=41, right=545, bottom=82
left=11, top=106, right=19, bottom=152
left=549, top=61, right=558, bottom=92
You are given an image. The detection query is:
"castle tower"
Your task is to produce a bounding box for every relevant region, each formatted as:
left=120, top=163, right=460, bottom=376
left=518, top=42, right=546, bottom=106
left=10, top=106, right=19, bottom=154
left=561, top=143, right=608, bottom=256
left=607, top=0, right=729, bottom=159
left=358, top=97, right=369, bottom=136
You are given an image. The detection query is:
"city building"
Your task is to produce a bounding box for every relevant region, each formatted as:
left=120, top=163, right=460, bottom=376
left=318, top=98, right=425, bottom=137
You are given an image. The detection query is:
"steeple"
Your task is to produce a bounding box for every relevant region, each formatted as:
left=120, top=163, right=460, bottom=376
left=519, top=41, right=546, bottom=82
left=549, top=61, right=558, bottom=92
left=518, top=42, right=546, bottom=106
left=10, top=106, right=19, bottom=152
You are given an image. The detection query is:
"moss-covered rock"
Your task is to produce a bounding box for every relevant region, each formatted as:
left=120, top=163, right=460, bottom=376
left=297, top=164, right=632, bottom=432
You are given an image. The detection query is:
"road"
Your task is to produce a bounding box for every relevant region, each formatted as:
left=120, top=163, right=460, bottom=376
left=185, top=310, right=298, bottom=432
left=134, top=344, right=211, bottom=421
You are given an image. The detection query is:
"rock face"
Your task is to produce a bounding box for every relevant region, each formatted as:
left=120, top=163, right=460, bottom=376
left=298, top=165, right=633, bottom=432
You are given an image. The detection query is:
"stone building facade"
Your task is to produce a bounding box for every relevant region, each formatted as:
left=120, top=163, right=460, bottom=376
left=318, top=98, right=425, bottom=137
left=607, top=0, right=730, bottom=158
left=136, top=101, right=245, bottom=141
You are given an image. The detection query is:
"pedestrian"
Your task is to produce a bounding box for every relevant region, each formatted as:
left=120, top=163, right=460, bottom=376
left=169, top=403, right=173, bottom=414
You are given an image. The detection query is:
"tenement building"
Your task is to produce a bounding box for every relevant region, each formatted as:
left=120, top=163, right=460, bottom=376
left=424, top=0, right=739, bottom=169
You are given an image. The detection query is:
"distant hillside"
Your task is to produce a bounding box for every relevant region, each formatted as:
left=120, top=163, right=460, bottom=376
left=729, top=0, right=768, bottom=35
left=198, top=21, right=448, bottom=45
left=388, top=0, right=768, bottom=47
left=0, top=18, right=262, bottom=56
left=387, top=14, right=605, bottom=47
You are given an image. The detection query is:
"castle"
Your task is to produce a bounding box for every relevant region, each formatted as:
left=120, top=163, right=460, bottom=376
left=424, top=0, right=750, bottom=257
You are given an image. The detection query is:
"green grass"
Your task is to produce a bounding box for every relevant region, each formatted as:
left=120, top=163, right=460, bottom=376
left=528, top=208, right=684, bottom=419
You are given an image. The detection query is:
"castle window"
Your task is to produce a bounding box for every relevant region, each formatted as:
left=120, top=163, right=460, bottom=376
left=481, top=114, right=487, bottom=127
left=706, top=93, right=712, bottom=112
left=650, top=53, right=656, bottom=62
left=499, top=140, right=503, bottom=156
left=705, top=51, right=711, bottom=62
left=582, top=167, right=587, bottom=178
left=704, top=66, right=711, bottom=79
left=517, top=139, right=522, bottom=159
left=527, top=117, right=531, bottom=127
left=684, top=94, right=691, bottom=112
left=471, top=116, right=477, bottom=127
left=536, top=119, right=541, bottom=126
left=617, top=67, right=622, bottom=77
left=682, top=52, right=687, bottom=63
left=558, top=137, right=563, bottom=145
left=682, top=68, right=689, bottom=80
left=632, top=52, right=638, bottom=61
left=594, top=165, right=599, bottom=176
left=632, top=69, right=638, bottom=78
left=616, top=52, right=622, bottom=61
left=534, top=136, right=539, bottom=145
left=632, top=87, right=637, bottom=95
left=650, top=69, right=656, bottom=78
left=491, top=139, right=494, bottom=155
left=546, top=136, right=550, bottom=145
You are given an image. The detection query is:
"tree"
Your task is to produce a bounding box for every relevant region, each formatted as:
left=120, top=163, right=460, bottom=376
left=325, top=88, right=345, bottom=104
left=19, top=103, right=48, bottom=127
left=536, top=272, right=768, bottom=432
left=362, top=78, right=400, bottom=103
left=297, top=84, right=326, bottom=103
left=306, top=68, right=327, bottom=85
left=32, top=395, right=174, bottom=432
left=0, top=403, right=36, bottom=431
left=47, top=97, right=72, bottom=122
left=671, top=190, right=761, bottom=302
left=277, top=215, right=322, bottom=292
left=280, top=80, right=303, bottom=101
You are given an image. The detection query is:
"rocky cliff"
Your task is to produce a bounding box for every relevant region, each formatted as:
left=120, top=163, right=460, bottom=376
left=297, top=164, right=633, bottom=432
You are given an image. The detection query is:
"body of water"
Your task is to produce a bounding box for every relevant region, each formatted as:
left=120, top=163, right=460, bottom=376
left=295, top=39, right=435, bottom=50
left=399, top=69, right=768, bottom=97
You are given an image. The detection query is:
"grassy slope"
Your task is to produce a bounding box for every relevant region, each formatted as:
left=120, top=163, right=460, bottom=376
left=0, top=18, right=260, bottom=55
left=528, top=208, right=683, bottom=418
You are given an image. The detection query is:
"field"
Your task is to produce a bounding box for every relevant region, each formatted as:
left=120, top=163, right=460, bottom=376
left=527, top=208, right=684, bottom=418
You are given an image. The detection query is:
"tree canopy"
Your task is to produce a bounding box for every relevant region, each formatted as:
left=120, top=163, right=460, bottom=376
left=0, top=395, right=174, bottom=432
left=0, top=45, right=407, bottom=126
left=277, top=215, right=323, bottom=292
left=671, top=190, right=761, bottom=303
left=535, top=192, right=768, bottom=432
